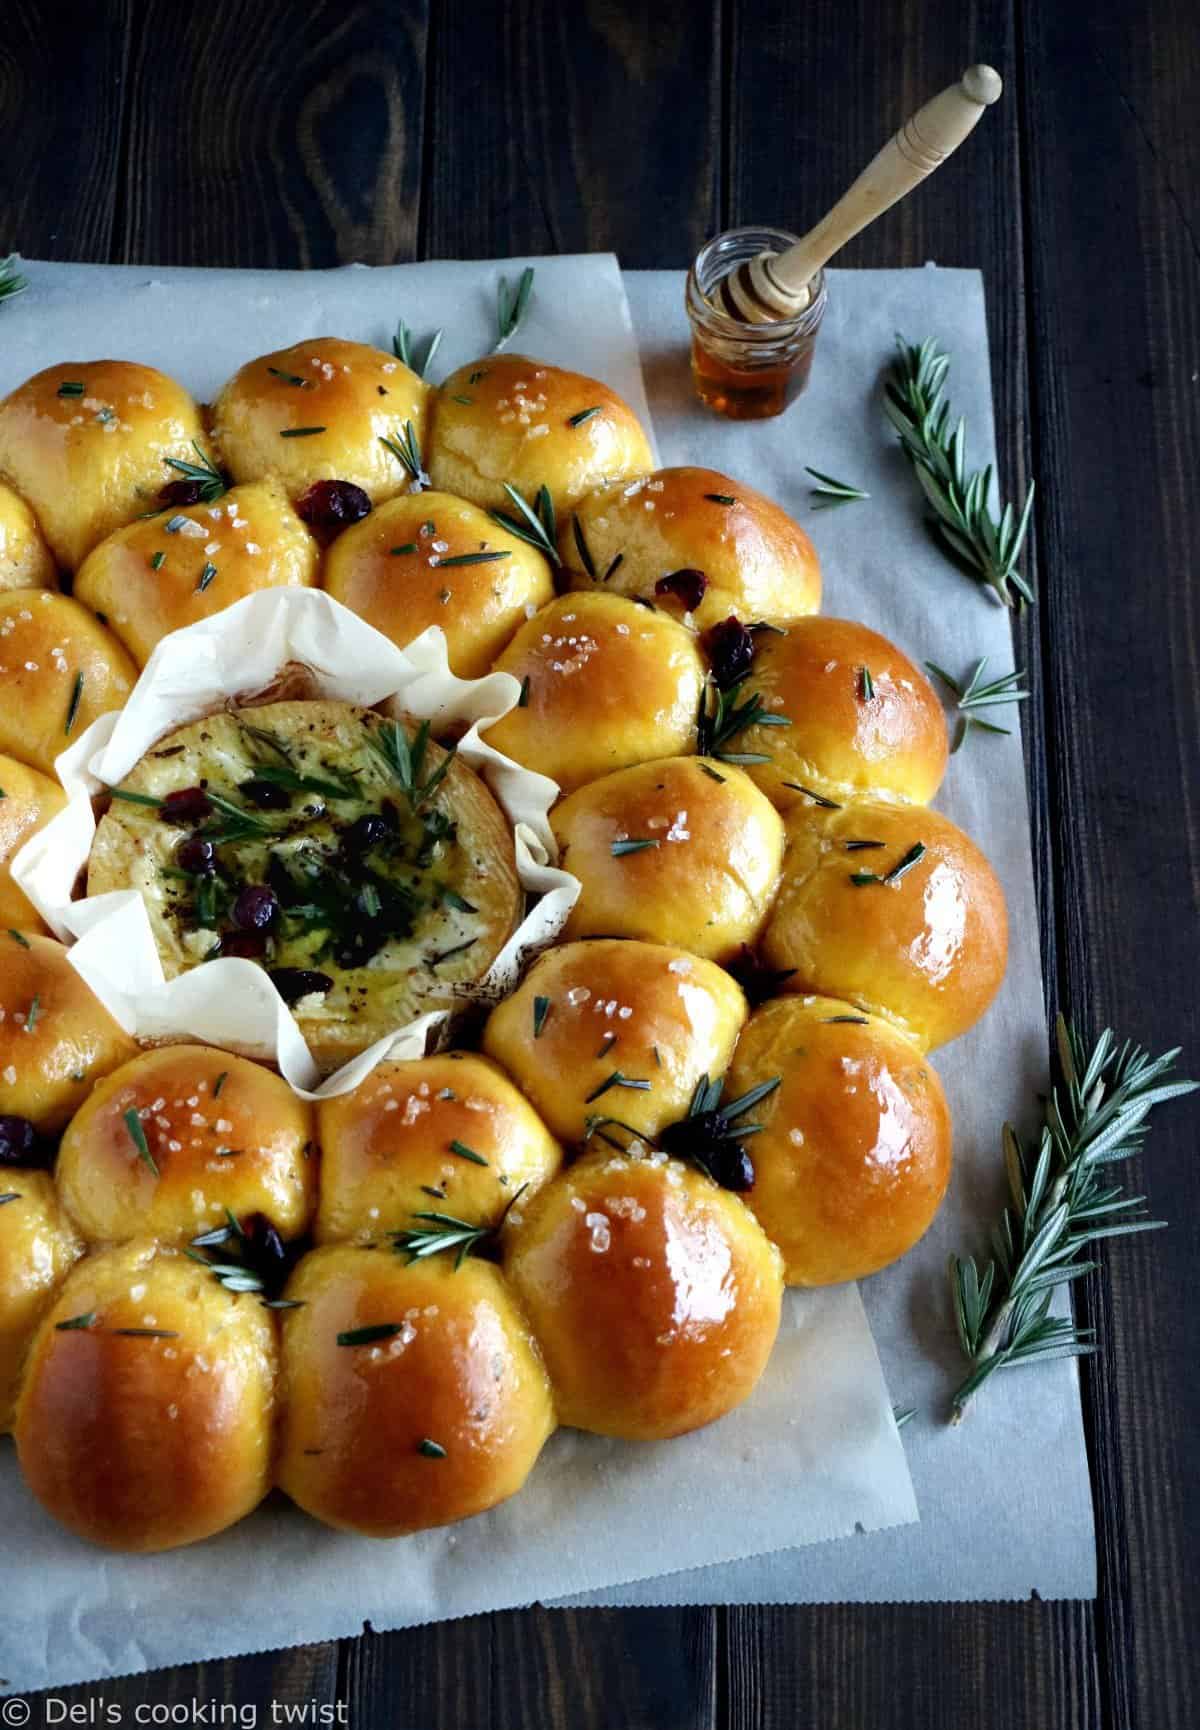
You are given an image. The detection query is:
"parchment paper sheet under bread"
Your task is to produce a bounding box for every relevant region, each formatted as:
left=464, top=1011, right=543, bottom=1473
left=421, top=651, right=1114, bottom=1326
left=561, top=268, right=1098, bottom=1608
left=0, top=256, right=915, bottom=1696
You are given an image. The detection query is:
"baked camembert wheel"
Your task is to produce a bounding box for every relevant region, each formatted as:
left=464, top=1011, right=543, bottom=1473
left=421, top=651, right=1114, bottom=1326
left=87, top=699, right=521, bottom=1063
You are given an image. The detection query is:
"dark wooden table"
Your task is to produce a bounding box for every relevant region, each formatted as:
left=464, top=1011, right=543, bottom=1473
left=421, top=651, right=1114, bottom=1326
left=3, top=1, right=1198, bottom=1723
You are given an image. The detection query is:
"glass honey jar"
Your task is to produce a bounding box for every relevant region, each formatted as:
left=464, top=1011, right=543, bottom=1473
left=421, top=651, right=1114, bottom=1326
left=686, top=226, right=828, bottom=420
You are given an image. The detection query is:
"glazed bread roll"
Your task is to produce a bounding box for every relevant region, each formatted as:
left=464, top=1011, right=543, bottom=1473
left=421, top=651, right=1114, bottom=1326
left=276, top=1244, right=555, bottom=1536
left=56, top=1046, right=315, bottom=1246
left=15, top=1240, right=276, bottom=1551
left=0, top=1172, right=83, bottom=1431
left=0, top=591, right=136, bottom=776
left=551, top=756, right=784, bottom=961
left=483, top=938, right=747, bottom=1145
left=87, top=700, right=520, bottom=1067
left=563, top=467, right=821, bottom=627
left=429, top=353, right=653, bottom=518
left=322, top=489, right=554, bottom=679
left=211, top=338, right=431, bottom=505
left=0, top=361, right=207, bottom=570
left=0, top=753, right=67, bottom=933
left=0, top=933, right=137, bottom=1134
left=761, top=801, right=1008, bottom=1051
left=0, top=482, right=57, bottom=591
left=483, top=593, right=706, bottom=793
left=734, top=616, right=948, bottom=809
left=503, top=1149, right=783, bottom=1439
left=315, top=1052, right=561, bottom=1242
left=726, top=995, right=952, bottom=1284
left=75, top=481, right=318, bottom=667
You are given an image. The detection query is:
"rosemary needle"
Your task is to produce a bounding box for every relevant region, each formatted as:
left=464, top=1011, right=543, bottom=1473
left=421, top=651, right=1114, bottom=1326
left=493, top=266, right=535, bottom=351
left=948, top=1014, right=1196, bottom=1422
left=925, top=657, right=1029, bottom=753
left=0, top=254, right=28, bottom=305
left=805, top=466, right=870, bottom=508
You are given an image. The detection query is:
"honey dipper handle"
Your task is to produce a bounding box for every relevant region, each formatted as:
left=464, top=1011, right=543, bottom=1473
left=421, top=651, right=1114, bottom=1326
left=769, top=65, right=1003, bottom=299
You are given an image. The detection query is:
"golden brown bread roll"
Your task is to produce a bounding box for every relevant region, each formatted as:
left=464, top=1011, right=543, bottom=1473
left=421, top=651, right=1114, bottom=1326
left=0, top=933, right=137, bottom=1134
left=315, top=1052, right=561, bottom=1242
left=276, top=1243, right=555, bottom=1536
left=429, top=353, right=653, bottom=518
left=482, top=938, right=747, bottom=1145
left=726, top=995, right=952, bottom=1284
left=482, top=593, right=706, bottom=793
left=0, top=1171, right=83, bottom=1432
left=15, top=1240, right=276, bottom=1551
left=86, top=700, right=521, bottom=1067
left=56, top=1046, right=315, bottom=1246
left=211, top=338, right=431, bottom=505
left=74, top=480, right=319, bottom=667
left=551, top=756, right=784, bottom=960
left=0, top=590, right=136, bottom=776
left=0, top=361, right=207, bottom=570
left=733, top=616, right=949, bottom=809
left=0, top=481, right=57, bottom=592
left=760, top=800, right=1008, bottom=1051
left=322, top=489, right=554, bottom=678
left=0, top=753, right=67, bottom=933
left=562, top=467, right=821, bottom=626
left=503, top=1148, right=783, bottom=1439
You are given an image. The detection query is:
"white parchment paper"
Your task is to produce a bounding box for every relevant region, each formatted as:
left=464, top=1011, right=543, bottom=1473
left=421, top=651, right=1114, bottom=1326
left=562, top=269, right=1098, bottom=1608
left=0, top=257, right=916, bottom=1697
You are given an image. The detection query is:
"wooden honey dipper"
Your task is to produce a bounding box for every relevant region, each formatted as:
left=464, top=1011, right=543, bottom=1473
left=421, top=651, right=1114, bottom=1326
left=718, top=65, right=1003, bottom=322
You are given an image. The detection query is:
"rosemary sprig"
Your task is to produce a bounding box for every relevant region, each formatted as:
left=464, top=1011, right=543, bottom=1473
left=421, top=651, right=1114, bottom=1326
left=0, top=255, right=28, bottom=305
left=163, top=441, right=227, bottom=503
left=885, top=336, right=1036, bottom=610
left=380, top=420, right=429, bottom=490
left=368, top=717, right=457, bottom=811
left=805, top=467, right=870, bottom=508
left=493, top=266, right=535, bottom=351
left=393, top=1210, right=492, bottom=1269
left=487, top=482, right=560, bottom=566
left=926, top=657, right=1030, bottom=753
left=696, top=679, right=790, bottom=764
left=392, top=318, right=443, bottom=379
left=948, top=1014, right=1197, bottom=1422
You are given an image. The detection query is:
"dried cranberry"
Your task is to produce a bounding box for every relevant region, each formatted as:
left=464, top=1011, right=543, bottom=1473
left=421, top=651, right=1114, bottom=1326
left=160, top=786, right=212, bottom=825
left=703, top=616, right=756, bottom=688
left=295, top=480, right=372, bottom=534
left=218, top=929, right=267, bottom=960
left=654, top=568, right=708, bottom=612
left=658, top=1110, right=756, bottom=1192
left=269, top=967, right=333, bottom=1006
left=233, top=885, right=278, bottom=931
left=726, top=944, right=797, bottom=1007
left=177, top=835, right=216, bottom=875
left=707, top=1143, right=756, bottom=1192
left=157, top=478, right=206, bottom=509
left=239, top=778, right=291, bottom=811
left=0, top=1115, right=38, bottom=1166
left=243, top=1213, right=290, bottom=1276
left=341, top=812, right=389, bottom=855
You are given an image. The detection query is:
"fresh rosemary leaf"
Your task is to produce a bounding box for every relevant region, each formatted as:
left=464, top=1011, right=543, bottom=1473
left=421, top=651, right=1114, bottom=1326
left=597, top=1032, right=617, bottom=1060
left=602, top=551, right=624, bottom=582
left=379, top=420, right=428, bottom=488
left=65, top=671, right=84, bottom=736
left=150, top=550, right=166, bottom=571
left=163, top=441, right=226, bottom=502
left=886, top=336, right=1036, bottom=609
left=571, top=515, right=596, bottom=578
left=393, top=1210, right=494, bottom=1269
left=533, top=995, right=551, bottom=1037
left=494, top=266, right=535, bottom=350
left=487, top=482, right=560, bottom=566
left=584, top=1071, right=652, bottom=1104
left=925, top=657, right=1029, bottom=754
left=417, top=1437, right=448, bottom=1458
left=8, top=929, right=30, bottom=948
left=567, top=406, right=601, bottom=427
left=893, top=1405, right=916, bottom=1428
left=392, top=319, right=443, bottom=380
left=0, top=255, right=28, bottom=305
left=104, top=784, right=163, bottom=809
left=280, top=426, right=327, bottom=438
left=112, top=1327, right=180, bottom=1339
left=0, top=1193, right=20, bottom=1206
left=696, top=678, right=790, bottom=763
left=611, top=838, right=660, bottom=856
left=196, top=562, right=218, bottom=593
left=884, top=842, right=926, bottom=883
left=55, top=1312, right=96, bottom=1331
left=440, top=887, right=477, bottom=913
left=25, top=993, right=39, bottom=1033
left=705, top=493, right=737, bottom=506
left=434, top=550, right=512, bottom=568
left=517, top=675, right=530, bottom=708
left=267, top=365, right=311, bottom=388
left=391, top=543, right=417, bottom=556
left=699, top=764, right=726, bottom=783
left=57, top=381, right=85, bottom=398
left=124, top=1107, right=160, bottom=1176
left=337, top=1322, right=404, bottom=1347
left=782, top=783, right=841, bottom=809
left=824, top=1015, right=869, bottom=1025
left=805, top=466, right=870, bottom=507
left=448, top=1139, right=488, bottom=1167
left=857, top=665, right=875, bottom=702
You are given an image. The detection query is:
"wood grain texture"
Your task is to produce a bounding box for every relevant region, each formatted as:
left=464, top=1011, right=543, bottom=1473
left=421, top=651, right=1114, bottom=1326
left=115, top=0, right=430, bottom=267
left=1022, top=3, right=1200, bottom=1727
left=40, top=1642, right=339, bottom=1720
left=0, top=0, right=132, bottom=261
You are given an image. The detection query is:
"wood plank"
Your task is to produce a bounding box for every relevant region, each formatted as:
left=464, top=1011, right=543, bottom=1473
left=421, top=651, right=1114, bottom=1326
left=1020, top=1, right=1200, bottom=1725
left=338, top=1614, right=493, bottom=1730
left=422, top=0, right=722, bottom=265
left=0, top=0, right=132, bottom=262
left=37, top=1641, right=340, bottom=1719
left=114, top=0, right=431, bottom=266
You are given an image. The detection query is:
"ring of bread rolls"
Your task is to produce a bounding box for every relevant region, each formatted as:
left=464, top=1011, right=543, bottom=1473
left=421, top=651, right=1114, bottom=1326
left=0, top=590, right=136, bottom=776
left=75, top=480, right=319, bottom=667
left=429, top=353, right=654, bottom=517
left=0, top=753, right=67, bottom=934
left=0, top=481, right=57, bottom=592
left=276, top=1243, right=556, bottom=1536
left=15, top=1240, right=277, bottom=1551
left=562, top=466, right=821, bottom=626
left=322, top=489, right=554, bottom=678
left=212, top=338, right=431, bottom=506
left=0, top=361, right=208, bottom=571
left=0, top=1170, right=83, bottom=1431
left=86, top=699, right=521, bottom=1066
